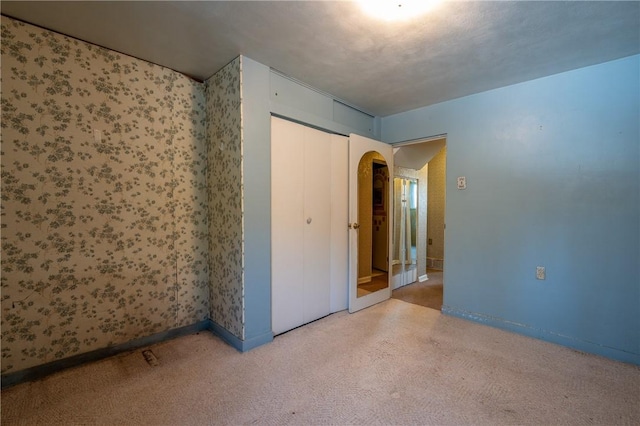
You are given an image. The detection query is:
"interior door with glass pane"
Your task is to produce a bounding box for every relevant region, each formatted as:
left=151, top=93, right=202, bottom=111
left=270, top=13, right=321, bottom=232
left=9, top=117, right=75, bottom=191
left=348, top=134, right=394, bottom=313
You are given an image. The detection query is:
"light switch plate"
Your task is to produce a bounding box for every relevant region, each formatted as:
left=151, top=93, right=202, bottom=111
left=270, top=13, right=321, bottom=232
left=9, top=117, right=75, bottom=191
left=457, top=176, right=467, bottom=190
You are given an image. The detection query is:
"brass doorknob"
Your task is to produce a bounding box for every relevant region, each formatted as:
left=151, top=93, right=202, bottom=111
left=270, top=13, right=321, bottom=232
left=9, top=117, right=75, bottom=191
left=349, top=223, right=360, bottom=229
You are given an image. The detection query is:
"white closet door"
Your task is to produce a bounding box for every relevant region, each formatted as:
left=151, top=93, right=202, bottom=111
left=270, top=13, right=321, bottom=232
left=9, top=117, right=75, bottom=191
left=302, top=126, right=331, bottom=324
left=271, top=118, right=305, bottom=335
left=330, top=135, right=349, bottom=312
left=271, top=117, right=347, bottom=335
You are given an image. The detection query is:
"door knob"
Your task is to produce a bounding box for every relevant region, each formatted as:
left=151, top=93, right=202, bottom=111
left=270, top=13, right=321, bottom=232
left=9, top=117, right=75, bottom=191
left=349, top=223, right=360, bottom=229
left=307, top=217, right=312, bottom=224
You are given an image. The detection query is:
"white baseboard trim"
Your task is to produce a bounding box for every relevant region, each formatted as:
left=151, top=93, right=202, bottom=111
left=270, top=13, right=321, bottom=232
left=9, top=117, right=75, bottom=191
left=418, top=274, right=429, bottom=282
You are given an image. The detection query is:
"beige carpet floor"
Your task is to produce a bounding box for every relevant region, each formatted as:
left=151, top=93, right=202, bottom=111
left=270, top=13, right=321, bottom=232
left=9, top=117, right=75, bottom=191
left=2, top=299, right=639, bottom=425
left=392, top=270, right=443, bottom=310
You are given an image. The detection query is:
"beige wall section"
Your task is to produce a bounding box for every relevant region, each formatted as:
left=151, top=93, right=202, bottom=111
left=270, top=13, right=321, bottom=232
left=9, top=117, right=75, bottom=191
left=427, top=146, right=446, bottom=269
left=394, top=166, right=427, bottom=279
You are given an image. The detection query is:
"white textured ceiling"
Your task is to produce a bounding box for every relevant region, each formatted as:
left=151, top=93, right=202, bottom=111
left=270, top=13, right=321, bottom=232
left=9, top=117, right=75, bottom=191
left=2, top=1, right=639, bottom=116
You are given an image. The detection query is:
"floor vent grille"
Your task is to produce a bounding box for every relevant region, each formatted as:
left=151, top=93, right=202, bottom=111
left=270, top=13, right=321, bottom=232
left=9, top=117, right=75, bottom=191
left=142, top=350, right=160, bottom=367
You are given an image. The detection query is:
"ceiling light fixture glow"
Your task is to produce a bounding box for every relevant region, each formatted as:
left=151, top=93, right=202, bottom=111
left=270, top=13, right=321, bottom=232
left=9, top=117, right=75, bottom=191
left=358, top=0, right=442, bottom=22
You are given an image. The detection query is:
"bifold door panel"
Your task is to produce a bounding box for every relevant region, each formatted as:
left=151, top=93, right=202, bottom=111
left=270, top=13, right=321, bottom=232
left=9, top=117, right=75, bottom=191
left=271, top=117, right=348, bottom=335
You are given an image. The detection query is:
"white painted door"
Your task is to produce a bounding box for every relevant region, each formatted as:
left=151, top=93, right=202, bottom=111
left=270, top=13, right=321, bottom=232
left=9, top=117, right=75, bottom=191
left=271, top=117, right=348, bottom=335
left=348, top=134, right=394, bottom=313
left=301, top=124, right=331, bottom=324
left=271, top=117, right=305, bottom=334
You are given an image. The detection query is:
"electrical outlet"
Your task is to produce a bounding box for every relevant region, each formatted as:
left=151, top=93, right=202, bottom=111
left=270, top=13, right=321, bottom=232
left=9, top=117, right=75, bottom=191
left=536, top=266, right=546, bottom=280
left=457, top=176, right=467, bottom=190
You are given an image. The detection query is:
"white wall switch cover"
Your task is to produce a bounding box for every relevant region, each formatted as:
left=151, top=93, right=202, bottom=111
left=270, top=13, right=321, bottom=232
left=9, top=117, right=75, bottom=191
left=536, top=266, right=546, bottom=280
left=457, top=176, right=467, bottom=190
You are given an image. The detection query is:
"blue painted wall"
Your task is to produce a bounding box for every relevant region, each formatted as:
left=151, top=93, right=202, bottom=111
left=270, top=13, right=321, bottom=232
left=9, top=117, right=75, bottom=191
left=381, top=55, right=640, bottom=364
left=241, top=56, right=381, bottom=347
left=269, top=70, right=380, bottom=139
left=240, top=57, right=274, bottom=349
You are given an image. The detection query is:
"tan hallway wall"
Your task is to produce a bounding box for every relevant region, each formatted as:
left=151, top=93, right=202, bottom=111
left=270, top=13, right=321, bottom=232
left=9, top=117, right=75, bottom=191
left=427, top=146, right=446, bottom=269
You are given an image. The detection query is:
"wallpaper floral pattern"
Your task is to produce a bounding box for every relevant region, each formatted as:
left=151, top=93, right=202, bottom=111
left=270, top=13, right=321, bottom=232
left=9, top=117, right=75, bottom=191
left=206, top=58, right=244, bottom=340
left=1, top=16, right=209, bottom=374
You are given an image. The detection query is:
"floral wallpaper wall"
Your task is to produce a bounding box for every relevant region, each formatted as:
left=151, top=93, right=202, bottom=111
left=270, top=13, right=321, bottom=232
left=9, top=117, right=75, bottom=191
left=0, top=16, right=209, bottom=375
left=205, top=58, right=244, bottom=340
